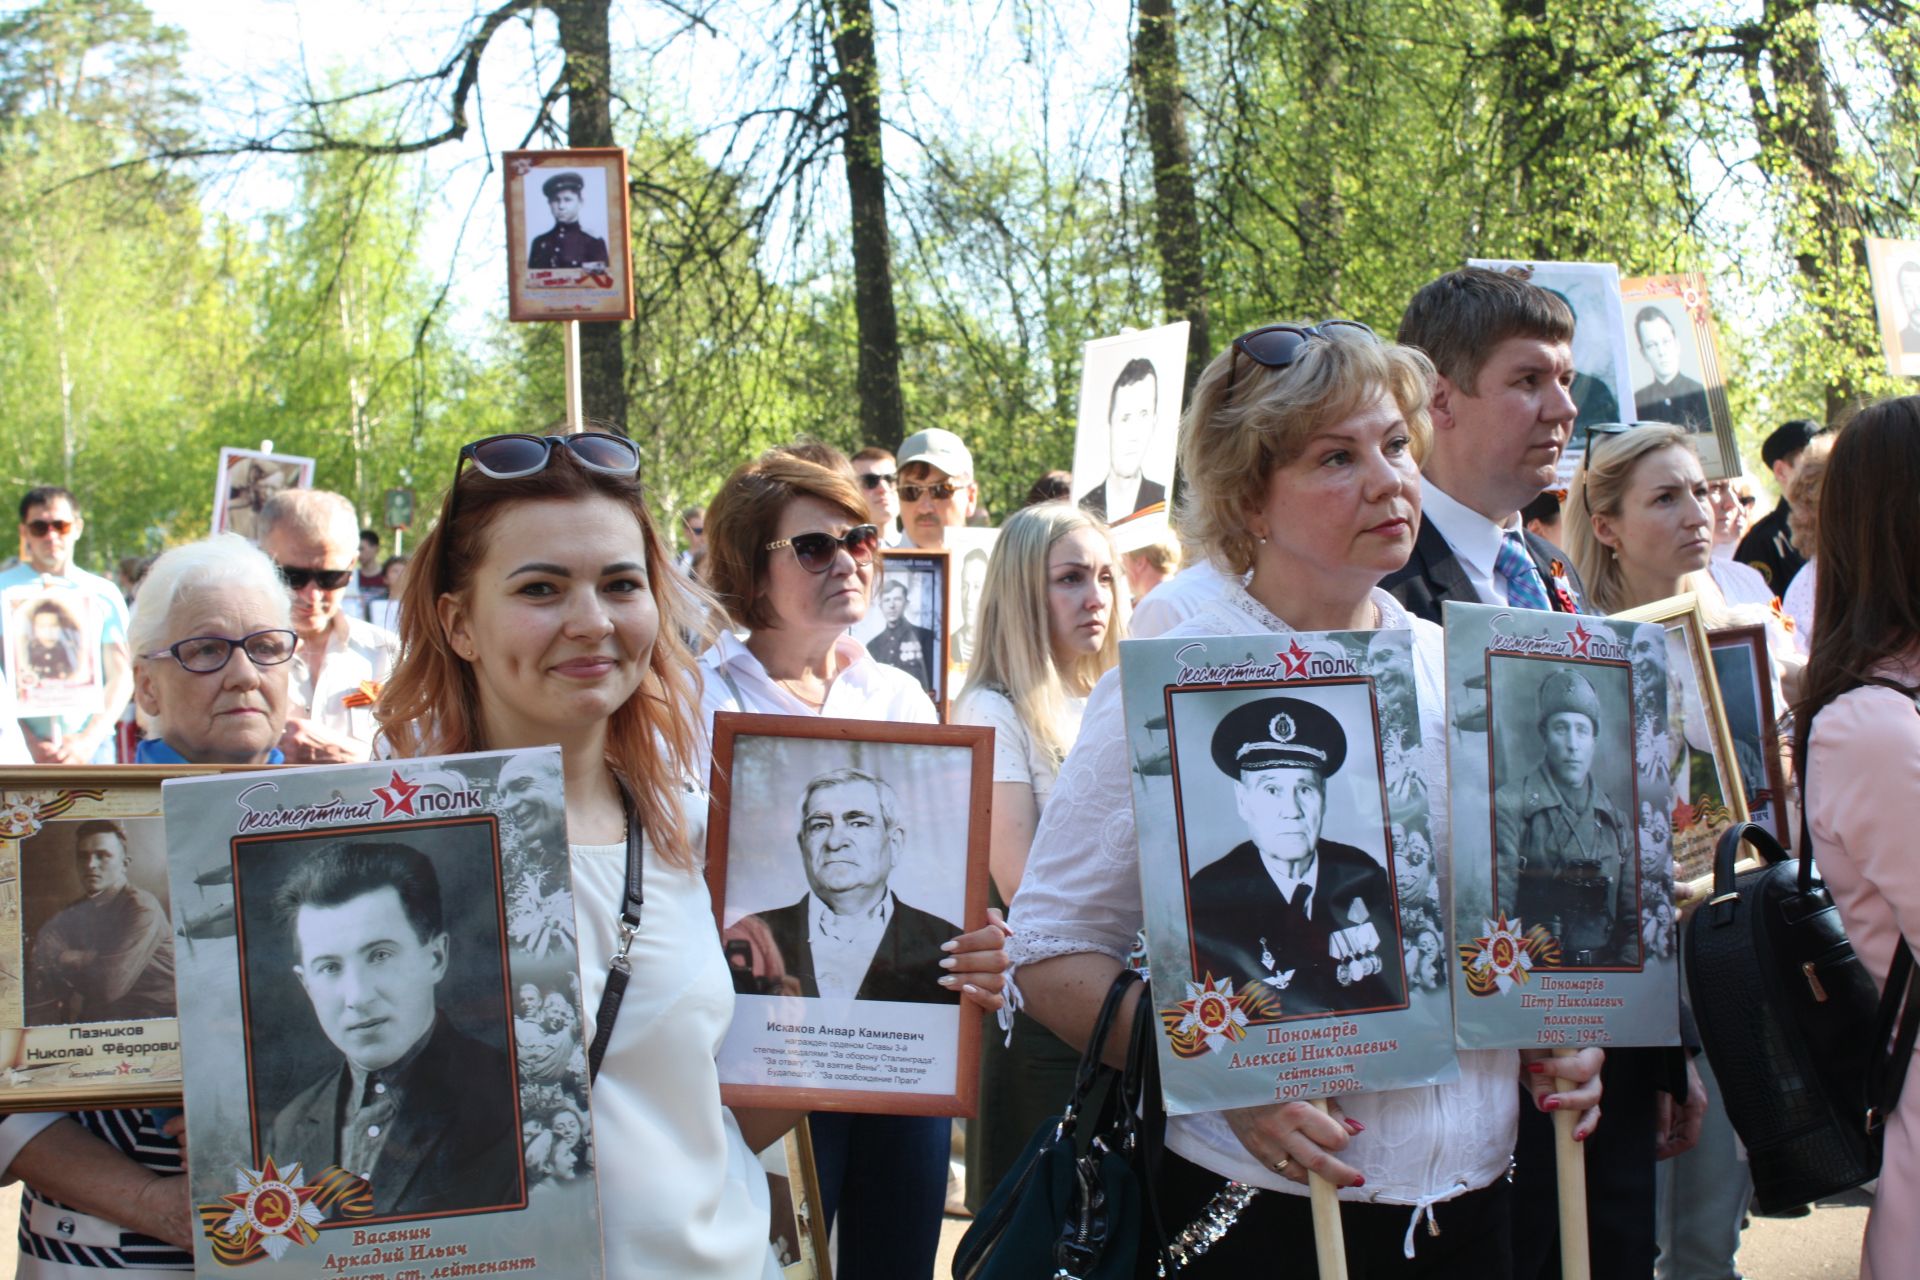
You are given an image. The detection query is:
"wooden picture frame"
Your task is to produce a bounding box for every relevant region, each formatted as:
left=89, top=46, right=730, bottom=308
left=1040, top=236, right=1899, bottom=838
left=851, top=547, right=951, bottom=719
left=766, top=1118, right=833, bottom=1279
left=0, top=764, right=242, bottom=1112
left=1708, top=624, right=1792, bottom=849
left=1865, top=235, right=1920, bottom=379
left=1615, top=594, right=1754, bottom=898
left=213, top=446, right=316, bottom=541
left=1618, top=272, right=1741, bottom=480
left=943, top=527, right=998, bottom=704
left=502, top=147, right=635, bottom=323
left=705, top=712, right=991, bottom=1115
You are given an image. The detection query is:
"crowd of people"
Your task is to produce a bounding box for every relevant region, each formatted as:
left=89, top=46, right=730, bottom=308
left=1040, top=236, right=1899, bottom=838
left=0, top=262, right=1910, bottom=1280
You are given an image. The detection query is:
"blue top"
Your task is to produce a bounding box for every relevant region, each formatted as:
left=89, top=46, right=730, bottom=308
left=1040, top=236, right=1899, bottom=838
left=134, top=737, right=284, bottom=765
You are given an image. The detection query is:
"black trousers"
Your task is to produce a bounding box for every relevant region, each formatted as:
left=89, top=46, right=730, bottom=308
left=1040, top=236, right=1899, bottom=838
left=1511, top=1047, right=1672, bottom=1279
left=1143, top=1150, right=1513, bottom=1279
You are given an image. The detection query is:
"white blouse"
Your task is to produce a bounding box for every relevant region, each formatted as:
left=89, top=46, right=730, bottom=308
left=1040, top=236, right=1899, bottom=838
left=953, top=685, right=1086, bottom=813
left=1008, top=583, right=1518, bottom=1217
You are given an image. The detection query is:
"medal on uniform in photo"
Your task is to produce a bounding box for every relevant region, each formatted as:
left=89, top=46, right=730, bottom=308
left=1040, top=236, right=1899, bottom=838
left=1442, top=602, right=1681, bottom=1049
left=1120, top=626, right=1460, bottom=1115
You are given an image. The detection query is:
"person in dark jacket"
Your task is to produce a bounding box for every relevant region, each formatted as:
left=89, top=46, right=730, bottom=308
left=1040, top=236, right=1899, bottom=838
left=527, top=172, right=608, bottom=270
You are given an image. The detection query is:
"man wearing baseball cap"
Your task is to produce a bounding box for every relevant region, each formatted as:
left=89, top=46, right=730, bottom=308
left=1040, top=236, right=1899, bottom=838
left=895, top=428, right=978, bottom=549
left=1493, top=668, right=1635, bottom=967
left=1185, top=695, right=1404, bottom=1017
left=1733, top=418, right=1821, bottom=591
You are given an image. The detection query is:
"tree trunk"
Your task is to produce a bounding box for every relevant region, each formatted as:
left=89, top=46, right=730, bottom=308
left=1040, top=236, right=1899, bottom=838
left=1132, top=0, right=1210, bottom=400
left=826, top=0, right=907, bottom=450
left=554, top=0, right=627, bottom=434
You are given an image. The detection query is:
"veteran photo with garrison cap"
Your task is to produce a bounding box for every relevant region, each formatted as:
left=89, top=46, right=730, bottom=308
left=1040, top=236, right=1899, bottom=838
left=1185, top=694, right=1406, bottom=1017
left=527, top=170, right=609, bottom=270
left=1492, top=664, right=1640, bottom=967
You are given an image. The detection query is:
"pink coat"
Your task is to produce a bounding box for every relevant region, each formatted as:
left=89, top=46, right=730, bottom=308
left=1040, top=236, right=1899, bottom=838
left=1807, top=656, right=1920, bottom=1280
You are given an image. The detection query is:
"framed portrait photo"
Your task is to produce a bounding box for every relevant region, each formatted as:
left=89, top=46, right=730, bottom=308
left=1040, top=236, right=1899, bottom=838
left=164, top=749, right=607, bottom=1276
left=1708, top=624, right=1791, bottom=849
left=2, top=582, right=106, bottom=718
left=943, top=527, right=999, bottom=702
left=0, top=765, right=244, bottom=1112
left=1619, top=272, right=1740, bottom=479
left=705, top=712, right=991, bottom=1115
left=764, top=1119, right=832, bottom=1280
left=1069, top=321, right=1190, bottom=523
left=1119, top=628, right=1458, bottom=1114
left=1444, top=602, right=1681, bottom=1050
left=214, top=447, right=317, bottom=541
left=849, top=548, right=950, bottom=717
left=1615, top=594, right=1752, bottom=898
left=1865, top=236, right=1920, bottom=379
left=503, top=147, right=635, bottom=323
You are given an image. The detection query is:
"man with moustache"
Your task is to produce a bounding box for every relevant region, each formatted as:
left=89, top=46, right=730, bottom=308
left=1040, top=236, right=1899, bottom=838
left=29, top=821, right=175, bottom=1024
left=258, top=490, right=400, bottom=763
left=267, top=840, right=520, bottom=1217
left=895, top=429, right=979, bottom=551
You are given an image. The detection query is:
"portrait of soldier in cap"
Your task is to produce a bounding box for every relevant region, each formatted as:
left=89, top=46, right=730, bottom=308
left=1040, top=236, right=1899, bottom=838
left=1492, top=666, right=1639, bottom=967
left=1185, top=695, right=1406, bottom=1017
left=527, top=170, right=609, bottom=271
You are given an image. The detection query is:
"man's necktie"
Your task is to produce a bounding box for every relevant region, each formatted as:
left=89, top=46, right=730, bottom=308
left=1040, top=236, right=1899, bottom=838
left=1495, top=531, right=1552, bottom=611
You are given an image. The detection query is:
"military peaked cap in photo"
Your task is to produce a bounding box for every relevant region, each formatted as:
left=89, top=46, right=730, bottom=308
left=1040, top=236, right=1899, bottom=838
left=1210, top=696, right=1347, bottom=780
left=1536, top=668, right=1603, bottom=730
left=542, top=171, right=586, bottom=199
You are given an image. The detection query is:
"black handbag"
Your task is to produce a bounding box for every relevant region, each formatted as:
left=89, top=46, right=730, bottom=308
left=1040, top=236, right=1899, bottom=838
left=952, top=969, right=1168, bottom=1280
left=1684, top=817, right=1920, bottom=1214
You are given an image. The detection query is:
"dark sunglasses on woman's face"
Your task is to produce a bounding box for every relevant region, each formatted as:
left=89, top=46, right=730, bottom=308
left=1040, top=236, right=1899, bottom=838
left=143, top=629, right=298, bottom=674
left=1226, top=320, right=1376, bottom=395
left=764, top=525, right=880, bottom=573
left=277, top=564, right=354, bottom=591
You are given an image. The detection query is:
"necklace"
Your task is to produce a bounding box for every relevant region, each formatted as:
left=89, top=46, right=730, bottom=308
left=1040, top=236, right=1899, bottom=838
left=775, top=676, right=827, bottom=709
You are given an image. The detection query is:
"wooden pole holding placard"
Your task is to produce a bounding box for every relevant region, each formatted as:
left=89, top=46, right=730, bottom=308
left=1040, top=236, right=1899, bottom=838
left=1554, top=1048, right=1591, bottom=1280
left=1308, top=1099, right=1350, bottom=1280
left=562, top=320, right=584, bottom=433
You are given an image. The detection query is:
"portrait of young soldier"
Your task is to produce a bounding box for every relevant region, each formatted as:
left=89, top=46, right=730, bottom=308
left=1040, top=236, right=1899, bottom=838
left=526, top=171, right=609, bottom=271
left=1080, top=357, right=1167, bottom=521
left=1185, top=696, right=1406, bottom=1016
left=865, top=575, right=937, bottom=695
left=264, top=840, right=521, bottom=1218
left=745, top=768, right=962, bottom=1004
left=1631, top=305, right=1712, bottom=434
left=27, top=820, right=175, bottom=1025
left=1492, top=667, right=1639, bottom=967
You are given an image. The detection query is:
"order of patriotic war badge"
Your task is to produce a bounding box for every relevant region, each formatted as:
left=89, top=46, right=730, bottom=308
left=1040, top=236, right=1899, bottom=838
left=163, top=748, right=606, bottom=1277
left=1443, top=602, right=1681, bottom=1050
left=1120, top=627, right=1458, bottom=1115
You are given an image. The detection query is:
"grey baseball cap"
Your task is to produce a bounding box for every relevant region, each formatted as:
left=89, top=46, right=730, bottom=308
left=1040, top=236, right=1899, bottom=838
left=897, top=428, right=974, bottom=479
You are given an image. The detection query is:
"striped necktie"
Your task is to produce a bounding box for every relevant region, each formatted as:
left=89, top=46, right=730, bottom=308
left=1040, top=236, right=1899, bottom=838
left=1495, top=531, right=1552, bottom=610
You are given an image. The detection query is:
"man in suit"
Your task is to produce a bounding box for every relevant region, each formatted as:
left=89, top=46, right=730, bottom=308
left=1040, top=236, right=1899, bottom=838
left=1631, top=306, right=1712, bottom=433
left=1187, top=697, right=1404, bottom=1016
left=749, top=768, right=962, bottom=1004
left=1388, top=266, right=1698, bottom=1279
left=29, top=821, right=175, bottom=1024
left=1080, top=357, right=1168, bottom=521
left=865, top=577, right=936, bottom=694
left=1735, top=418, right=1820, bottom=592
left=526, top=171, right=609, bottom=270
left=267, top=840, right=521, bottom=1218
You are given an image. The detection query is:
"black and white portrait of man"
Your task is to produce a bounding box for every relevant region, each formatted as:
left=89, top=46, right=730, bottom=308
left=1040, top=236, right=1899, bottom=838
left=1631, top=304, right=1711, bottom=434
left=1080, top=358, right=1166, bottom=521
left=526, top=171, right=609, bottom=271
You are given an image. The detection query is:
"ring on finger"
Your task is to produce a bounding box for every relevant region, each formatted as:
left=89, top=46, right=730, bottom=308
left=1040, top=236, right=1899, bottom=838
left=1271, top=1156, right=1292, bottom=1174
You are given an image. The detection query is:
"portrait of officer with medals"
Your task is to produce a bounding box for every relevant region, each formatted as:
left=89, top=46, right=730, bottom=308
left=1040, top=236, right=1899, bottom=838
left=1185, top=695, right=1407, bottom=1017
left=1492, top=667, right=1639, bottom=967
left=865, top=575, right=938, bottom=695
left=526, top=170, right=609, bottom=270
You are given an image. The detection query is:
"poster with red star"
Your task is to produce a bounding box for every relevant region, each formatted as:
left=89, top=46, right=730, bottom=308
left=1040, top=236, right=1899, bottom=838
left=1118, top=625, right=1459, bottom=1115
left=1443, top=601, right=1681, bottom=1049
left=163, top=747, right=606, bottom=1276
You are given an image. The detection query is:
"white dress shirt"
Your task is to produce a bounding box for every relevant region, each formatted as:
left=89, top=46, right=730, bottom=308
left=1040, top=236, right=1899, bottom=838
left=807, top=892, right=893, bottom=999
left=290, top=613, right=401, bottom=753
left=1419, top=482, right=1522, bottom=606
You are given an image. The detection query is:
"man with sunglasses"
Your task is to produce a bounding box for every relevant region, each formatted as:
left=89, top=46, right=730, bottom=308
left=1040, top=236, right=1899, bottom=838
left=1, top=486, right=131, bottom=764
left=896, top=428, right=979, bottom=549
left=258, top=489, right=400, bottom=764
left=850, top=446, right=903, bottom=545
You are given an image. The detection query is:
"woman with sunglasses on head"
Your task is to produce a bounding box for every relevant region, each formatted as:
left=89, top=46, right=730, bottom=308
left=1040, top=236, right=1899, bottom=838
left=1796, top=397, right=1920, bottom=1279
left=1010, top=324, right=1603, bottom=1276
left=950, top=501, right=1129, bottom=1213
left=700, top=446, right=1006, bottom=1280
left=377, top=431, right=1004, bottom=1278
left=2, top=534, right=295, bottom=1277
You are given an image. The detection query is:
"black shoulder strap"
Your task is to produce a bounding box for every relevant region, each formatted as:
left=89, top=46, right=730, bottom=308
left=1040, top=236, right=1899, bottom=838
left=586, top=772, right=645, bottom=1085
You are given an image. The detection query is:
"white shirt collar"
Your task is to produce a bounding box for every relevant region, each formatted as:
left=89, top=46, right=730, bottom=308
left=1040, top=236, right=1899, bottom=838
left=1257, top=849, right=1319, bottom=917
left=1418, top=481, right=1519, bottom=590
left=702, top=629, right=881, bottom=717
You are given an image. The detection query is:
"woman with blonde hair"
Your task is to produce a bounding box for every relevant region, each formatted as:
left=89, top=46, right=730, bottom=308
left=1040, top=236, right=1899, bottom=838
left=1010, top=324, right=1602, bottom=1274
left=953, top=501, right=1127, bottom=1210
left=1781, top=432, right=1835, bottom=655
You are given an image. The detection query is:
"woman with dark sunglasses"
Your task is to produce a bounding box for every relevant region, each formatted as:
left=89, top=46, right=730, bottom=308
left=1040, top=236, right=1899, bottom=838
left=1010, top=324, right=1603, bottom=1276
left=377, top=433, right=1004, bottom=1279
left=701, top=446, right=1006, bottom=1280
left=2, top=535, right=294, bottom=1277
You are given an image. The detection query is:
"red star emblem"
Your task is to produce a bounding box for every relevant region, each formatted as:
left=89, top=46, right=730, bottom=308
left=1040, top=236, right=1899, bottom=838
left=372, top=770, right=421, bottom=817
left=1567, top=622, right=1593, bottom=658
left=1278, top=638, right=1314, bottom=679
left=116, top=1060, right=132, bottom=1075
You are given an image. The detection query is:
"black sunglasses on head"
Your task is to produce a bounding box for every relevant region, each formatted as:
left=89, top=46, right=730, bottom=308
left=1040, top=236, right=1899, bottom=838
left=1580, top=422, right=1647, bottom=471
left=765, top=525, right=880, bottom=573
left=277, top=563, right=354, bottom=591
left=1226, top=320, right=1377, bottom=396
left=456, top=432, right=640, bottom=481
